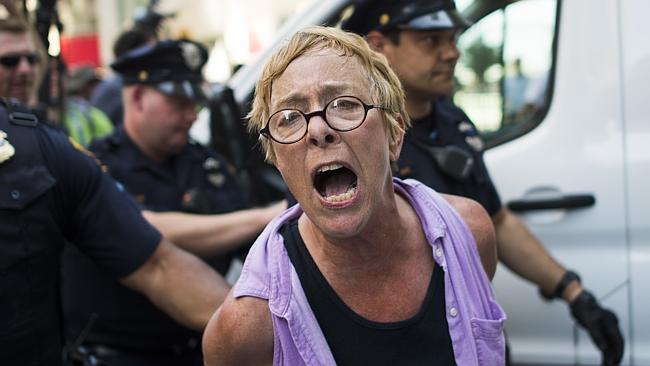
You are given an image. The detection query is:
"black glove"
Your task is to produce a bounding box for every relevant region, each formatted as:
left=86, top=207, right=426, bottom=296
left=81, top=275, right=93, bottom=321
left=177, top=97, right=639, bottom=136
left=570, top=290, right=624, bottom=365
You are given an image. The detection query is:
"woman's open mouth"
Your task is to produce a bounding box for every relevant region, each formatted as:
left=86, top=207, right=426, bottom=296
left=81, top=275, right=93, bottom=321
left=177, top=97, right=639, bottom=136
left=314, top=164, right=358, bottom=203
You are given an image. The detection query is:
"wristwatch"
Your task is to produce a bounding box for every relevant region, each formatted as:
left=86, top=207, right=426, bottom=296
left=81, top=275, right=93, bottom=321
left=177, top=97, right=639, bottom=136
left=540, top=270, right=581, bottom=301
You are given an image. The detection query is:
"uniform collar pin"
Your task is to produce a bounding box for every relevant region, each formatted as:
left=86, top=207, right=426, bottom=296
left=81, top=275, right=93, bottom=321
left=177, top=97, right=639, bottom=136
left=203, top=157, right=220, bottom=170
left=0, top=130, right=16, bottom=164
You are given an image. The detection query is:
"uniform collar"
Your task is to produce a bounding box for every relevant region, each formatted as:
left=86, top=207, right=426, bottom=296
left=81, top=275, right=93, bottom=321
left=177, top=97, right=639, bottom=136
left=108, top=126, right=152, bottom=171
left=408, top=101, right=440, bottom=142
left=111, top=126, right=205, bottom=167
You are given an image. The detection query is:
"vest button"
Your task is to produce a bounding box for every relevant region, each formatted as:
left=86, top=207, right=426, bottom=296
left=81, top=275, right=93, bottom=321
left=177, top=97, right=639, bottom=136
left=10, top=189, right=20, bottom=200
left=449, top=307, right=458, bottom=317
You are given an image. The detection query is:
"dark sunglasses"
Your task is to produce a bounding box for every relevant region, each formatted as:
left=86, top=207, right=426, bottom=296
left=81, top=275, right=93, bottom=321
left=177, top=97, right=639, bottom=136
left=0, top=53, right=40, bottom=68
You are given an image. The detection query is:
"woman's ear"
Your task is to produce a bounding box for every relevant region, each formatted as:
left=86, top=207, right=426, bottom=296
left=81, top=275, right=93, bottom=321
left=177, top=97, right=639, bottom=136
left=389, top=115, right=406, bottom=162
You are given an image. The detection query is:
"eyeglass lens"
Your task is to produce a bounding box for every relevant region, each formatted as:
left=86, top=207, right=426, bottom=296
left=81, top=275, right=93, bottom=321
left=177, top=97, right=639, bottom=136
left=268, top=96, right=369, bottom=143
left=0, top=53, right=40, bottom=68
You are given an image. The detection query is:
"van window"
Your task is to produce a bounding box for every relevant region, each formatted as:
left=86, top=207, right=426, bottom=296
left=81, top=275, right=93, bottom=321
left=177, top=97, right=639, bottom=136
left=454, top=0, right=558, bottom=147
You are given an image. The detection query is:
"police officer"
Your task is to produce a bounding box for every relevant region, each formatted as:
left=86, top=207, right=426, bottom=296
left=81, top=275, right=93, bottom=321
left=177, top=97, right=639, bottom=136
left=0, top=98, right=229, bottom=366
left=343, top=0, right=624, bottom=364
left=61, top=39, right=285, bottom=366
left=0, top=18, right=41, bottom=106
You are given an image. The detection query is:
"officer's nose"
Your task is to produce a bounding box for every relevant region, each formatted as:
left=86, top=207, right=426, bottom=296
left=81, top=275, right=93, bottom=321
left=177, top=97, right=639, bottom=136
left=176, top=98, right=199, bottom=123
left=186, top=104, right=199, bottom=121
left=440, top=36, right=460, bottom=62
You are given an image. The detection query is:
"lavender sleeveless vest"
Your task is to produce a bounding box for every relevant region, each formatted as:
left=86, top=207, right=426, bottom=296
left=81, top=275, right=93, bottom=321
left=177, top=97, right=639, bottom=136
left=234, top=178, right=506, bottom=365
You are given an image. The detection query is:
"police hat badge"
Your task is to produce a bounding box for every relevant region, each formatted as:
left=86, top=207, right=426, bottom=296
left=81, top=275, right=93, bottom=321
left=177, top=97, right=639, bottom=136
left=181, top=41, right=203, bottom=71
left=0, top=130, right=16, bottom=164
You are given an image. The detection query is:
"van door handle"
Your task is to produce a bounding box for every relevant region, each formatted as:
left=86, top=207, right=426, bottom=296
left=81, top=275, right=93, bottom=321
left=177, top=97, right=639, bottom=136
left=507, top=194, right=596, bottom=212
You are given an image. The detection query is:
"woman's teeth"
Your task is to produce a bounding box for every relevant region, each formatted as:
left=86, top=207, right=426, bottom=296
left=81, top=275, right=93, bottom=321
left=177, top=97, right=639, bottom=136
left=323, top=186, right=357, bottom=203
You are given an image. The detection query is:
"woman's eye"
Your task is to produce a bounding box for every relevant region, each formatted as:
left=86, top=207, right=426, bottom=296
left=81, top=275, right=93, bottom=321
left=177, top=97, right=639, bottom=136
left=332, top=99, right=360, bottom=111
left=280, top=112, right=301, bottom=126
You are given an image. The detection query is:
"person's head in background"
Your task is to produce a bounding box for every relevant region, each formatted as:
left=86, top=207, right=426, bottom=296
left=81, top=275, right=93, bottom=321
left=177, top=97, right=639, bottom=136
left=0, top=18, right=41, bottom=105
left=112, top=28, right=156, bottom=59
left=66, top=65, right=101, bottom=100
left=342, top=0, right=469, bottom=118
left=114, top=39, right=208, bottom=162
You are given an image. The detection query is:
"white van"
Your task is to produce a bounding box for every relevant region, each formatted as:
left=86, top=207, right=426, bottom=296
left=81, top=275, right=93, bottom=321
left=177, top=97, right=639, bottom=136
left=201, top=0, right=650, bottom=364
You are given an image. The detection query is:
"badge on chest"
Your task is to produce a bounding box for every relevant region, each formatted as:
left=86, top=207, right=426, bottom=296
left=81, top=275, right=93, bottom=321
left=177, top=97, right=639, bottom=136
left=0, top=130, right=16, bottom=164
left=203, top=157, right=226, bottom=188
left=457, top=121, right=484, bottom=152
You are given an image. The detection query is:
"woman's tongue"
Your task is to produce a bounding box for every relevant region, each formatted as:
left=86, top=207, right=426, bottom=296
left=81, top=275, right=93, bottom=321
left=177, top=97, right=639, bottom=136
left=320, top=171, right=357, bottom=201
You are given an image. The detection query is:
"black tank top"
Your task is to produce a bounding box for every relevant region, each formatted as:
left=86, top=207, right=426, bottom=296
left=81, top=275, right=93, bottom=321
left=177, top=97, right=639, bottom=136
left=281, top=220, right=456, bottom=366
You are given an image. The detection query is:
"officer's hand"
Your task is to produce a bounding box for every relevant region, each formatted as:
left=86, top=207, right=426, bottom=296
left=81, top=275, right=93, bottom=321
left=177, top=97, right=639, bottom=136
left=570, top=290, right=624, bottom=365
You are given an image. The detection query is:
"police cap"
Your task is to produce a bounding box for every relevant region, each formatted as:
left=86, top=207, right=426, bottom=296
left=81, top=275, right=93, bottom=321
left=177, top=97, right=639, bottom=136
left=111, top=39, right=209, bottom=101
left=342, top=0, right=470, bottom=35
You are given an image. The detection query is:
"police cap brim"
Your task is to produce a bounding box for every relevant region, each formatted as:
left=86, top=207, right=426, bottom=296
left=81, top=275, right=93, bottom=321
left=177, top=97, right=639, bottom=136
left=153, top=80, right=208, bottom=102
left=111, top=39, right=209, bottom=102
left=396, top=8, right=471, bottom=31
left=342, top=0, right=472, bottom=35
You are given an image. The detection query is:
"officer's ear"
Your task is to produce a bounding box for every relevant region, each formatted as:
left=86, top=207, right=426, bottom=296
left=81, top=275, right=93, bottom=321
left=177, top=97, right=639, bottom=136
left=365, top=30, right=390, bottom=53
left=129, top=85, right=146, bottom=112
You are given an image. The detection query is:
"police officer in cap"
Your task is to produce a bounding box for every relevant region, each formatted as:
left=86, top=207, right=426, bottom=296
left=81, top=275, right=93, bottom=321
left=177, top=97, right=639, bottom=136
left=0, top=98, right=228, bottom=366
left=343, top=0, right=624, bottom=364
left=61, top=39, right=285, bottom=366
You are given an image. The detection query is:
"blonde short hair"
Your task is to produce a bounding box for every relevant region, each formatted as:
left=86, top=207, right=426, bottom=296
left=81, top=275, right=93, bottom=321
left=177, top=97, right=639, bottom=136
left=248, top=26, right=410, bottom=162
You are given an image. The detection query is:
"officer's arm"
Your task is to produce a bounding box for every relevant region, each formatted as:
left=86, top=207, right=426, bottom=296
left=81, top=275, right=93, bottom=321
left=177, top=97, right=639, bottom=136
left=203, top=292, right=274, bottom=366
left=141, top=200, right=287, bottom=258
left=119, top=237, right=230, bottom=331
left=443, top=194, right=497, bottom=279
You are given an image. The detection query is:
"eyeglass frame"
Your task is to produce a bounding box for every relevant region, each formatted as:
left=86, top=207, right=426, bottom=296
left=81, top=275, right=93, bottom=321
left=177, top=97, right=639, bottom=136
left=260, top=95, right=387, bottom=144
left=0, top=53, right=41, bottom=68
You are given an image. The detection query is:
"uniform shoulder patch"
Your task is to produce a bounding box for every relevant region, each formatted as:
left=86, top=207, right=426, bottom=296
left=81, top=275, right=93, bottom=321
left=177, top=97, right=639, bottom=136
left=68, top=136, right=107, bottom=171
left=0, top=129, right=16, bottom=164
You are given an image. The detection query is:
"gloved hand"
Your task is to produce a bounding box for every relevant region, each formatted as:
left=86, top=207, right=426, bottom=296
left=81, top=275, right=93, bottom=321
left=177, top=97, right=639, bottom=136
left=570, top=290, right=624, bottom=366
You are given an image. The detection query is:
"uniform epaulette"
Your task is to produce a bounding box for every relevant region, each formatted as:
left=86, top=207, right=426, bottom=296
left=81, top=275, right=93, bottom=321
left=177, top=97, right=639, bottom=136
left=0, top=98, right=39, bottom=127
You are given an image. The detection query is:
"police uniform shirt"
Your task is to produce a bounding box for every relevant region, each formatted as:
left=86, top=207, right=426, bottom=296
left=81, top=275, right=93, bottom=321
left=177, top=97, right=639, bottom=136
left=0, top=108, right=160, bottom=365
left=61, top=126, right=248, bottom=353
left=396, top=98, right=502, bottom=216
left=90, top=127, right=247, bottom=215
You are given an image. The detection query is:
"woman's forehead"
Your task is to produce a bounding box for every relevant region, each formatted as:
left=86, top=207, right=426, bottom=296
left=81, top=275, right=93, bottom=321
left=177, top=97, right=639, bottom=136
left=271, top=49, right=371, bottom=106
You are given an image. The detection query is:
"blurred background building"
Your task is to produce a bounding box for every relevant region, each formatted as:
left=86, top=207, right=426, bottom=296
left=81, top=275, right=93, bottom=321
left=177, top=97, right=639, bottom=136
left=38, top=0, right=311, bottom=82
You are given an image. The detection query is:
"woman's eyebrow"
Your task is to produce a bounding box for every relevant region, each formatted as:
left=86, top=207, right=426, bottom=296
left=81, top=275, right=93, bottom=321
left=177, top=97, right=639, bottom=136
left=272, top=94, right=308, bottom=110
left=272, top=83, right=358, bottom=110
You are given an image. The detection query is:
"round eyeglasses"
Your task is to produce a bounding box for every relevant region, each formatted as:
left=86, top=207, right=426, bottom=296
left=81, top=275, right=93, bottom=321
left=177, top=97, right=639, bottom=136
left=260, top=95, right=386, bottom=144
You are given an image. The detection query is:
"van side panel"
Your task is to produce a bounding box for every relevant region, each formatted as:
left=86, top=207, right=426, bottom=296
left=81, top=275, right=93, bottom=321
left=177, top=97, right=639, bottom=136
left=620, top=0, right=650, bottom=364
left=485, top=0, right=629, bottom=363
